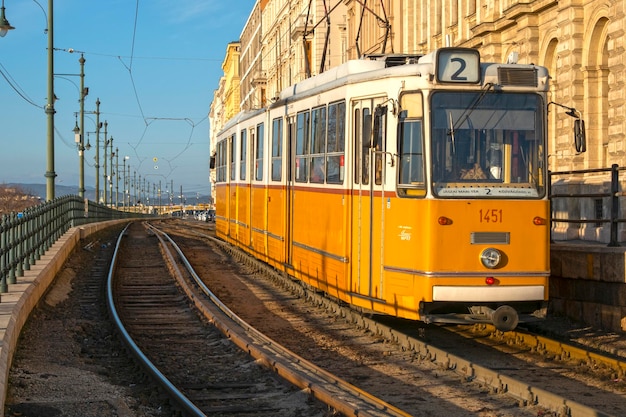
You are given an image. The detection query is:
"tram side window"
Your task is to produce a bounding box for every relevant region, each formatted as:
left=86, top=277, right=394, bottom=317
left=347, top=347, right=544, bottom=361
left=373, top=106, right=387, bottom=186
left=229, top=134, right=236, bottom=181
left=362, top=108, right=371, bottom=185
left=240, top=129, right=247, bottom=180
left=271, top=117, right=282, bottom=181
left=354, top=109, right=361, bottom=185
left=295, top=111, right=310, bottom=183
left=397, top=92, right=425, bottom=195
left=326, top=101, right=345, bottom=184
left=255, top=123, right=264, bottom=181
left=398, top=120, right=425, bottom=193
left=216, top=141, right=227, bottom=182
left=310, top=106, right=326, bottom=183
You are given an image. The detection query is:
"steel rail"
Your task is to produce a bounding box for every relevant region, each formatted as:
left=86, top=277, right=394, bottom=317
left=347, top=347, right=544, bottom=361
left=105, top=222, right=206, bottom=417
left=147, top=222, right=411, bottom=417
left=188, top=228, right=618, bottom=417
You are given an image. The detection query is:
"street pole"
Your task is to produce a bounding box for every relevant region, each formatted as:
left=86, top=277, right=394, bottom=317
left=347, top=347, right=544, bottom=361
left=78, top=53, right=86, bottom=198
left=115, top=148, right=119, bottom=207
left=126, top=162, right=130, bottom=211
left=122, top=157, right=127, bottom=211
left=45, top=0, right=55, bottom=201
left=109, top=137, right=114, bottom=206
left=95, top=98, right=100, bottom=203
left=103, top=125, right=108, bottom=205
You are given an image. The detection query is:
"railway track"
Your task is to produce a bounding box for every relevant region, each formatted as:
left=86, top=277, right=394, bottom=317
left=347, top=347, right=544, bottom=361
left=156, top=219, right=626, bottom=417
left=109, top=221, right=411, bottom=416
left=8, top=218, right=626, bottom=416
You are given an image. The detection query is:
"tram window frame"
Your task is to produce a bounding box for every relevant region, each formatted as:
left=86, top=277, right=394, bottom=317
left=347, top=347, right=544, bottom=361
left=310, top=106, right=327, bottom=184
left=354, top=108, right=361, bottom=185
left=362, top=108, right=372, bottom=185
left=240, top=129, right=247, bottom=180
left=326, top=101, right=346, bottom=184
left=216, top=140, right=227, bottom=182
left=430, top=91, right=545, bottom=198
left=229, top=134, right=236, bottom=181
left=271, top=117, right=283, bottom=181
left=373, top=105, right=387, bottom=185
left=295, top=110, right=310, bottom=183
left=255, top=123, right=264, bottom=181
left=397, top=92, right=426, bottom=197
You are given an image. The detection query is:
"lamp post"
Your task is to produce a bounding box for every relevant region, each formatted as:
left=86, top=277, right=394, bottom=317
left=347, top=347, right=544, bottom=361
left=0, top=0, right=15, bottom=37
left=115, top=148, right=119, bottom=207
left=94, top=99, right=101, bottom=203
left=103, top=123, right=108, bottom=204
left=72, top=116, right=81, bottom=192
left=109, top=137, right=114, bottom=207
left=122, top=156, right=129, bottom=211
left=46, top=0, right=55, bottom=200
left=77, top=54, right=87, bottom=197
left=1, top=1, right=55, bottom=200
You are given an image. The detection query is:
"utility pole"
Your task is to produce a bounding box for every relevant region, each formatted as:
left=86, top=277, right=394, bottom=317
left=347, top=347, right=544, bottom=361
left=78, top=53, right=86, bottom=198
left=109, top=136, right=114, bottom=207
left=45, top=0, right=55, bottom=201
left=103, top=121, right=108, bottom=205
left=115, top=148, right=119, bottom=207
left=94, top=98, right=101, bottom=203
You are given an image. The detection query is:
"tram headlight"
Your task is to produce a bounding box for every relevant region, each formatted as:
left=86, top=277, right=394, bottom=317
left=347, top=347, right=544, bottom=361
left=480, top=248, right=502, bottom=269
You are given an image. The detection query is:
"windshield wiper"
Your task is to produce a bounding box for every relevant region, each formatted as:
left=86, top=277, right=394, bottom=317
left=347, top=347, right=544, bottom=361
left=451, top=82, right=495, bottom=132
left=447, top=111, right=456, bottom=154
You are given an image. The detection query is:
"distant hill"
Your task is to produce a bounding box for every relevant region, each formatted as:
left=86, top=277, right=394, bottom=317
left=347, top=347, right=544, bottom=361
left=7, top=183, right=84, bottom=200
left=6, top=183, right=213, bottom=205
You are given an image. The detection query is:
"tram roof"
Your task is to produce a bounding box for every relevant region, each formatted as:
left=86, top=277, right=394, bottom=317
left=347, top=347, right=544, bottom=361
left=218, top=108, right=265, bottom=135
left=276, top=57, right=398, bottom=103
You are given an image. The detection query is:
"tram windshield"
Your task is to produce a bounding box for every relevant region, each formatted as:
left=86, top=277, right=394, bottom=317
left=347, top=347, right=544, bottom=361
left=431, top=91, right=545, bottom=198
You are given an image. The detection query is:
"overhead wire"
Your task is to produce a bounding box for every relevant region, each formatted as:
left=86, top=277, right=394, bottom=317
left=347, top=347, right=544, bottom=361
left=108, top=0, right=209, bottom=183
left=0, top=63, right=42, bottom=108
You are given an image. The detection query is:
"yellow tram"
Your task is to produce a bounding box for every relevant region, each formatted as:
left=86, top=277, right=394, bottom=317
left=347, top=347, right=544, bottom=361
left=213, top=47, right=574, bottom=331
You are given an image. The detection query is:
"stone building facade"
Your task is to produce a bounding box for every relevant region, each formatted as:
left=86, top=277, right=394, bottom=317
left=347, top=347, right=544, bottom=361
left=341, top=0, right=624, bottom=242
left=259, top=0, right=348, bottom=101
left=209, top=43, right=241, bottom=201
left=211, top=0, right=626, bottom=242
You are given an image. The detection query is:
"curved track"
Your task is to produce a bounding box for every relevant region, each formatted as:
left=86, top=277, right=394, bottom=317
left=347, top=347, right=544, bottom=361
left=157, top=219, right=626, bottom=417
left=108, top=221, right=409, bottom=417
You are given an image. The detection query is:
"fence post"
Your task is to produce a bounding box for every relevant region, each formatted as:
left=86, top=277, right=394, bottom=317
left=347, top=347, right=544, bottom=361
left=8, top=212, right=16, bottom=285
left=609, top=163, right=620, bottom=247
left=0, top=214, right=7, bottom=294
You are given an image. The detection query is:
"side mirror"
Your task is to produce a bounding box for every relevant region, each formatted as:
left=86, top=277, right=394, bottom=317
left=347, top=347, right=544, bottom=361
left=574, top=119, right=586, bottom=153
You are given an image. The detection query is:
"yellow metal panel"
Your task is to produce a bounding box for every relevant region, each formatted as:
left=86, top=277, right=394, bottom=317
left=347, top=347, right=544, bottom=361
left=290, top=188, right=350, bottom=299
left=266, top=185, right=285, bottom=268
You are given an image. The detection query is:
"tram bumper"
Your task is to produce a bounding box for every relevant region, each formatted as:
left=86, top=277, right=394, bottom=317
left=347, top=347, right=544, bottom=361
left=421, top=285, right=548, bottom=331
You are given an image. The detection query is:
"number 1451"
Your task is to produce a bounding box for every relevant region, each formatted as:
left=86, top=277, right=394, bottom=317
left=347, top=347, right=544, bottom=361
left=479, top=209, right=503, bottom=223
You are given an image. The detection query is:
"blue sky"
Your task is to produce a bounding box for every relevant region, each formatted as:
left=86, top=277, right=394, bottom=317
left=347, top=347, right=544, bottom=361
left=0, top=0, right=256, bottom=199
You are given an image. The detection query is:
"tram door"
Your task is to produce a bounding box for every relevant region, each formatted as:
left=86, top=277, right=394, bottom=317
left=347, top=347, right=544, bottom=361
left=351, top=97, right=388, bottom=302
left=285, top=116, right=296, bottom=266
left=245, top=126, right=255, bottom=248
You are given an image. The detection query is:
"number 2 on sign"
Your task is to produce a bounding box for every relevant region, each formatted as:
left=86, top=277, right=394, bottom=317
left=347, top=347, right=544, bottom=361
left=480, top=209, right=503, bottom=223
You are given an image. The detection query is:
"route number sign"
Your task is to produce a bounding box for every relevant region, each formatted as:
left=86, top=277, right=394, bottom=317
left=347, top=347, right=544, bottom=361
left=436, top=48, right=480, bottom=83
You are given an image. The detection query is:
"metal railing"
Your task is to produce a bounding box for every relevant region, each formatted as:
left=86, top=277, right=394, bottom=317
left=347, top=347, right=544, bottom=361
left=549, top=163, right=623, bottom=247
left=0, top=195, right=147, bottom=294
